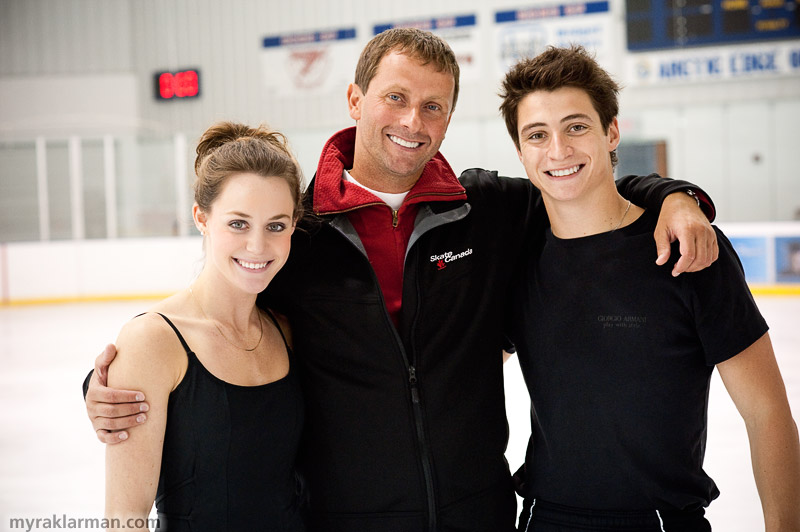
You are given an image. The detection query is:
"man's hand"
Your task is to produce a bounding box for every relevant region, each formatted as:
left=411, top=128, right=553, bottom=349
left=86, top=344, right=149, bottom=444
left=654, top=192, right=719, bottom=276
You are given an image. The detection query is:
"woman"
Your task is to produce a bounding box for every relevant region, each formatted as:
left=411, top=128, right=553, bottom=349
left=105, top=122, right=306, bottom=531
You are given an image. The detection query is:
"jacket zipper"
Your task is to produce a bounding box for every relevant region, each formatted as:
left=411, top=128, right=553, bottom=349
left=317, top=203, right=400, bottom=228
left=405, top=190, right=465, bottom=201
left=326, top=216, right=438, bottom=531
left=314, top=201, right=385, bottom=216
left=409, top=243, right=440, bottom=531
left=408, top=365, right=438, bottom=531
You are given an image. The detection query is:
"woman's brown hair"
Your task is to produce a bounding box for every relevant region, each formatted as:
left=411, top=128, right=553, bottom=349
left=193, top=122, right=304, bottom=219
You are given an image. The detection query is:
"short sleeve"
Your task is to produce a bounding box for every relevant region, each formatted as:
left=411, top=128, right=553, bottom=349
left=685, top=228, right=769, bottom=366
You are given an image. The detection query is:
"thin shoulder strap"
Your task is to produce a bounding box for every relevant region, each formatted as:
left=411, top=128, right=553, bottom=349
left=262, top=308, right=291, bottom=353
left=135, top=312, right=192, bottom=355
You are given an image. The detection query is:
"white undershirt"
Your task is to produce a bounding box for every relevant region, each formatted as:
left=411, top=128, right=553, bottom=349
left=343, top=169, right=408, bottom=211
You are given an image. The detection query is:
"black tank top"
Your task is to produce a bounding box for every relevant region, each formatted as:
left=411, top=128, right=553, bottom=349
left=151, top=311, right=305, bottom=532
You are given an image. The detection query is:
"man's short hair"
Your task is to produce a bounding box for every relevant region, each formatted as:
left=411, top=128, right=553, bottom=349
left=354, top=28, right=460, bottom=112
left=499, top=45, right=620, bottom=165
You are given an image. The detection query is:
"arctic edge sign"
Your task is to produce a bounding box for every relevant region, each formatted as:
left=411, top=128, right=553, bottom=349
left=628, top=41, right=800, bottom=85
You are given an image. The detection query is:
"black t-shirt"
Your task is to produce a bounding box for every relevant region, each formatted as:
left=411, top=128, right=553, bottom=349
left=509, top=209, right=768, bottom=511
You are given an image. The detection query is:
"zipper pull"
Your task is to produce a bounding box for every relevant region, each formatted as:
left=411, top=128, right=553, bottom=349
left=409, top=365, right=420, bottom=403
left=392, top=209, right=399, bottom=228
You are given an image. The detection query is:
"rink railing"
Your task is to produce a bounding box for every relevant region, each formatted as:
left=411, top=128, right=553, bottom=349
left=0, top=237, right=201, bottom=306
left=2, top=222, right=800, bottom=306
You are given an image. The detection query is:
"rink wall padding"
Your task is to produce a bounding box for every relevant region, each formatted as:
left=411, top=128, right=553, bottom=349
left=1, top=224, right=800, bottom=305
left=1, top=237, right=200, bottom=305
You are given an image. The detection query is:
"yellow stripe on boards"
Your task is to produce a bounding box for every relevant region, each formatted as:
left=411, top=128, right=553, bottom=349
left=1, top=294, right=170, bottom=307
left=2, top=286, right=800, bottom=307
left=748, top=285, right=800, bottom=296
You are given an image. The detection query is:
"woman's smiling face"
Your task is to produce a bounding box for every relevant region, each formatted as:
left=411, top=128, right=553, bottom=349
left=194, top=172, right=296, bottom=295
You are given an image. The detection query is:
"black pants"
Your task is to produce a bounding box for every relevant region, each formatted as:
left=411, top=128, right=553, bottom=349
left=517, top=499, right=712, bottom=532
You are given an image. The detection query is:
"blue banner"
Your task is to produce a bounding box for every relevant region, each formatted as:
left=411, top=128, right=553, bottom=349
left=495, top=1, right=609, bottom=23
left=776, top=237, right=800, bottom=283
left=263, top=28, right=356, bottom=48
left=729, top=236, right=769, bottom=283
left=374, top=14, right=477, bottom=35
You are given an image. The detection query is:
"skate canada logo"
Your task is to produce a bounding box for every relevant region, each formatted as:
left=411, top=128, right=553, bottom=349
left=430, top=248, right=473, bottom=270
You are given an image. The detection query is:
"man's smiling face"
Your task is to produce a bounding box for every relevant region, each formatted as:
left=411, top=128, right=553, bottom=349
left=347, top=50, right=455, bottom=192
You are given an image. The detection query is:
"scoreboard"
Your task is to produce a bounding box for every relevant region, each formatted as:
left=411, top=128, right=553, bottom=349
left=154, top=69, right=201, bottom=100
left=626, top=0, right=800, bottom=50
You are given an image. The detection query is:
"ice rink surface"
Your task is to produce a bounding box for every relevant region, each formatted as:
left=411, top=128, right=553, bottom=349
left=0, top=296, right=798, bottom=530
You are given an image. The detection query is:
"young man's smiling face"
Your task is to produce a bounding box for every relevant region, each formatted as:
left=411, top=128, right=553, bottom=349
left=516, top=86, right=620, bottom=205
left=347, top=50, right=455, bottom=193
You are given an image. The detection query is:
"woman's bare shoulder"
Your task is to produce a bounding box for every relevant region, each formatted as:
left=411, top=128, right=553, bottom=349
left=111, top=312, right=187, bottom=391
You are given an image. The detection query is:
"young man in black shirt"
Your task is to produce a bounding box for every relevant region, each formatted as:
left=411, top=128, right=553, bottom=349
left=500, top=45, right=800, bottom=531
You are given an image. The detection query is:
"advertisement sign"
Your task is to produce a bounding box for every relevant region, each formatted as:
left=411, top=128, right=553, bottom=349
left=262, top=28, right=358, bottom=96
left=729, top=236, right=769, bottom=283
left=776, top=236, right=800, bottom=283
left=494, top=1, right=614, bottom=76
left=626, top=41, right=800, bottom=86
left=373, top=14, right=480, bottom=82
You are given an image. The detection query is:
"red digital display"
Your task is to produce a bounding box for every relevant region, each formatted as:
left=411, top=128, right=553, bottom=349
left=154, top=69, right=200, bottom=100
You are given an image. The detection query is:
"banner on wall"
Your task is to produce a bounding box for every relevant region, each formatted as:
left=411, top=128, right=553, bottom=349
left=494, top=1, right=614, bottom=77
left=373, top=14, right=480, bottom=82
left=729, top=237, right=769, bottom=283
left=626, top=41, right=800, bottom=86
left=261, top=28, right=358, bottom=96
left=776, top=237, right=800, bottom=283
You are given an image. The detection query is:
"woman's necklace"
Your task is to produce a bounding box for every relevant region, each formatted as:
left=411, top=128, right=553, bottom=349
left=611, top=200, right=632, bottom=232
left=189, top=286, right=263, bottom=352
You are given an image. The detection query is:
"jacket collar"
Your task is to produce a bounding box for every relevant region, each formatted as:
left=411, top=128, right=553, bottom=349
left=312, top=127, right=466, bottom=215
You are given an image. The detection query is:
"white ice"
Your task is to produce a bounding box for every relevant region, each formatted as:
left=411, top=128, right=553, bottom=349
left=0, top=297, right=798, bottom=530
